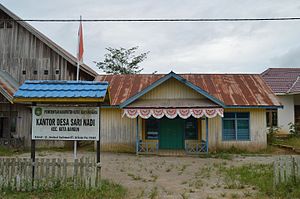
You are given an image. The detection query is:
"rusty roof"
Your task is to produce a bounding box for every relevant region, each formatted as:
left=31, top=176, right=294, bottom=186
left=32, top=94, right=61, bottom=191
left=0, top=70, right=19, bottom=103
left=95, top=72, right=281, bottom=107
left=261, top=68, right=300, bottom=94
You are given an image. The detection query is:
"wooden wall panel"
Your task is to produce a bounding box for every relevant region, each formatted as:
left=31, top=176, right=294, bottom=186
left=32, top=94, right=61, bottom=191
left=0, top=10, right=93, bottom=84
left=201, top=108, right=267, bottom=152
left=141, top=78, right=205, bottom=100
left=100, top=108, right=142, bottom=152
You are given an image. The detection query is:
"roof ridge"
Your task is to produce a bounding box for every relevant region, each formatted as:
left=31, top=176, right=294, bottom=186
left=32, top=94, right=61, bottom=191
left=287, top=76, right=300, bottom=93
left=96, top=73, right=260, bottom=76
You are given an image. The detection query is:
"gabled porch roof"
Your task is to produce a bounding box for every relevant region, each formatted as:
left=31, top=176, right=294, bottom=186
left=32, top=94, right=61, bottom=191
left=120, top=71, right=225, bottom=108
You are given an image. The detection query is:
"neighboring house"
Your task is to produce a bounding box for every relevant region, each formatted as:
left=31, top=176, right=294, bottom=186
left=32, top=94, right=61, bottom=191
left=261, top=68, right=300, bottom=134
left=96, top=72, right=281, bottom=153
left=0, top=4, right=97, bottom=147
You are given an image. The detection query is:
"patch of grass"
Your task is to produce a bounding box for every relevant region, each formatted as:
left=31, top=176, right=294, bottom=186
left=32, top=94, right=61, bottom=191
left=150, top=174, right=158, bottom=182
left=1, top=179, right=126, bottom=199
left=243, top=191, right=252, bottom=197
left=210, top=145, right=278, bottom=158
left=127, top=173, right=142, bottom=181
left=149, top=186, right=158, bottom=199
left=180, top=192, right=189, bottom=199
left=178, top=164, right=189, bottom=175
left=221, top=163, right=300, bottom=198
left=0, top=146, right=25, bottom=156
left=230, top=193, right=239, bottom=199
left=273, top=136, right=300, bottom=148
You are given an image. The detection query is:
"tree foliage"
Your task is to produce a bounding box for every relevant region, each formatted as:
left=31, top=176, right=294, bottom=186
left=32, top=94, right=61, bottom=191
left=96, top=46, right=149, bottom=74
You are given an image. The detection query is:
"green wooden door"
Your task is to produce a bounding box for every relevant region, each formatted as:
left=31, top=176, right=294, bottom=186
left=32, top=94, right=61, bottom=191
left=159, top=118, right=184, bottom=149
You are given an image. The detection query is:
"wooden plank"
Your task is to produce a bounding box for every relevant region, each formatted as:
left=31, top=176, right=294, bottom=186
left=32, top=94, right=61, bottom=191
left=45, top=159, right=50, bottom=187
left=80, top=157, right=84, bottom=187
left=63, top=159, right=67, bottom=184
left=274, top=157, right=278, bottom=186
left=85, top=157, right=89, bottom=188
left=16, top=158, right=20, bottom=191
left=73, top=159, right=78, bottom=189
left=57, top=158, right=61, bottom=184
left=34, top=158, right=39, bottom=189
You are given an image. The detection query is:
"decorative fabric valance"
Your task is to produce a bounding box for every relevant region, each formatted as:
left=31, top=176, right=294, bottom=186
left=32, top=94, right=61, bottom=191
left=123, top=108, right=224, bottom=119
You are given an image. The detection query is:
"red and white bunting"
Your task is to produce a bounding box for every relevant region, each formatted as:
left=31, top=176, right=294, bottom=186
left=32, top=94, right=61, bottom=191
left=122, top=108, right=224, bottom=119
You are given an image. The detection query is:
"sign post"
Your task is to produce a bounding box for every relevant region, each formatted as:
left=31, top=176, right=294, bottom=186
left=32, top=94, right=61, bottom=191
left=31, top=102, right=36, bottom=186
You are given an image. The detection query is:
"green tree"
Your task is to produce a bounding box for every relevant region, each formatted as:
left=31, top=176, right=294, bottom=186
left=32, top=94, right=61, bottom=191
left=96, top=46, right=149, bottom=74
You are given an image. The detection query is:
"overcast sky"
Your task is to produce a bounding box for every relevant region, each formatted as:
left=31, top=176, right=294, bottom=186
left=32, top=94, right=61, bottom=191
left=1, top=0, right=300, bottom=74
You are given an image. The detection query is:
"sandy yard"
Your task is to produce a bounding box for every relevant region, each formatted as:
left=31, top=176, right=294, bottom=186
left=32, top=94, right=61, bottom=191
left=15, top=150, right=288, bottom=199
left=100, top=153, right=277, bottom=199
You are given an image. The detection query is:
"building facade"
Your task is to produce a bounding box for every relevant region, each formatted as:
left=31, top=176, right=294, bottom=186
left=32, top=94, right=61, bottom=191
left=262, top=68, right=300, bottom=134
left=0, top=4, right=97, bottom=147
left=96, top=72, right=281, bottom=153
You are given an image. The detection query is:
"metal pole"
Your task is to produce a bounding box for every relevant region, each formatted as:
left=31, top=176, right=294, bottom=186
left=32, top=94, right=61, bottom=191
left=97, top=106, right=101, bottom=163
left=74, top=15, right=82, bottom=160
left=31, top=103, right=36, bottom=186
left=136, top=117, right=139, bottom=155
left=206, top=117, right=209, bottom=153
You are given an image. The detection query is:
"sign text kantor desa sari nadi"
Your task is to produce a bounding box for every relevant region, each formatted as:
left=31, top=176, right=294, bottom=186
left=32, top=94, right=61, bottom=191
left=32, top=107, right=99, bottom=141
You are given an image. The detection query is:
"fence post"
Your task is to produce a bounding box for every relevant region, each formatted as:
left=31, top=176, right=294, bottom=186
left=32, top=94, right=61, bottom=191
left=74, top=158, right=78, bottom=189
left=274, top=157, right=278, bottom=187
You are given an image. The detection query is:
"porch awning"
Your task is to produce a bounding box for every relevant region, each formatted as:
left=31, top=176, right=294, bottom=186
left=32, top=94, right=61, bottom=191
left=123, top=108, right=224, bottom=119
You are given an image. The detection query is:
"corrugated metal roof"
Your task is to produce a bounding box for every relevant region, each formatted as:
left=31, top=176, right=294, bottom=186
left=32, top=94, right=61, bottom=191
left=95, top=73, right=281, bottom=107
left=261, top=68, right=300, bottom=94
left=0, top=70, right=19, bottom=103
left=14, top=80, right=109, bottom=100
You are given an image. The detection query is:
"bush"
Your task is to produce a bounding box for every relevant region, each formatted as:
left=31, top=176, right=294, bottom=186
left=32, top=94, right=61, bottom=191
left=289, top=122, right=300, bottom=137
left=221, top=164, right=300, bottom=198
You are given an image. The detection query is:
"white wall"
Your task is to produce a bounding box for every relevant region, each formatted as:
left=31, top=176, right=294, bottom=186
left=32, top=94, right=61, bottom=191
left=278, top=95, right=294, bottom=134
left=294, top=94, right=300, bottom=105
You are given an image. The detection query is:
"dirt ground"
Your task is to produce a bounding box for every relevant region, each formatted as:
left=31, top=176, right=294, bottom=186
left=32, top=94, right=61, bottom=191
left=16, top=150, right=287, bottom=199
left=100, top=153, right=276, bottom=199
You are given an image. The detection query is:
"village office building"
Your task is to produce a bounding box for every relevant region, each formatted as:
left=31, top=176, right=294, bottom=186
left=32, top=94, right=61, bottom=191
left=96, top=72, right=281, bottom=153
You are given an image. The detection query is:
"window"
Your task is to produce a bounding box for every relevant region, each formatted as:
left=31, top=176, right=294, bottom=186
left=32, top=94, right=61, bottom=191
left=10, top=116, right=17, bottom=133
left=6, top=21, right=13, bottom=29
left=55, top=69, right=60, bottom=75
left=223, top=112, right=250, bottom=141
left=44, top=70, right=49, bottom=75
left=33, top=70, right=37, bottom=75
left=185, top=117, right=197, bottom=140
left=22, top=70, right=26, bottom=75
left=266, top=109, right=278, bottom=127
left=0, top=21, right=13, bottom=29
left=145, top=118, right=159, bottom=139
left=0, top=21, right=4, bottom=29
